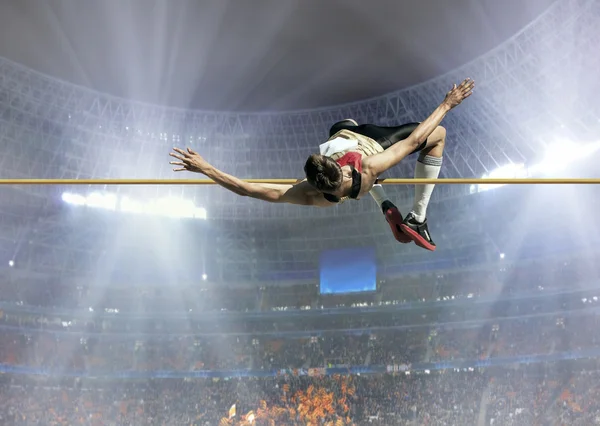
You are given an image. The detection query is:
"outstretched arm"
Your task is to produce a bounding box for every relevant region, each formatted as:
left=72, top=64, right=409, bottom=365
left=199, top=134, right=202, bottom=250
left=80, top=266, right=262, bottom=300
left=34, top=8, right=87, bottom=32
left=364, top=78, right=474, bottom=177
left=169, top=147, right=333, bottom=207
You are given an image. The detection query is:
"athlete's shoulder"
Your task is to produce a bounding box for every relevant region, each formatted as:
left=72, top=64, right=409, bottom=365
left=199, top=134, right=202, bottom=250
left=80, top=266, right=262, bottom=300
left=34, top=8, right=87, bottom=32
left=360, top=157, right=379, bottom=179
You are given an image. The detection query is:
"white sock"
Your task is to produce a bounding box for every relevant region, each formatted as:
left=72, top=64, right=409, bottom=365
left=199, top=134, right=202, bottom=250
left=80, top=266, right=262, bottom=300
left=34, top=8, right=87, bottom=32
left=369, top=184, right=388, bottom=209
left=410, top=154, right=442, bottom=222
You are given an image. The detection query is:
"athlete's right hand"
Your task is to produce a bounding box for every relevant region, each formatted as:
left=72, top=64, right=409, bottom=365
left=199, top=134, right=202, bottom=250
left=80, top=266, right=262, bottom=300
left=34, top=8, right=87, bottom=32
left=442, top=78, right=475, bottom=109
left=169, top=147, right=210, bottom=173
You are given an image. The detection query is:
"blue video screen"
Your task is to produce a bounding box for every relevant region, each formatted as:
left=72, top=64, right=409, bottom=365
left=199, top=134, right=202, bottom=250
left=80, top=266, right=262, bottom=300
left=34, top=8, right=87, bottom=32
left=319, top=247, right=377, bottom=294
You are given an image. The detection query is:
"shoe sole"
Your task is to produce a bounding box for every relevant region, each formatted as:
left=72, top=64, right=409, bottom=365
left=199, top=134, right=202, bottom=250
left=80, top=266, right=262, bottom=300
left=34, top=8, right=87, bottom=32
left=399, top=224, right=436, bottom=251
left=385, top=208, right=411, bottom=244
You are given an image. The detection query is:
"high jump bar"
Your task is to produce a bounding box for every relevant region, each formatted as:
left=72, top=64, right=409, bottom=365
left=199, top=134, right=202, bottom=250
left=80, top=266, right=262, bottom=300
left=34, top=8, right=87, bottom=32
left=0, top=178, right=598, bottom=185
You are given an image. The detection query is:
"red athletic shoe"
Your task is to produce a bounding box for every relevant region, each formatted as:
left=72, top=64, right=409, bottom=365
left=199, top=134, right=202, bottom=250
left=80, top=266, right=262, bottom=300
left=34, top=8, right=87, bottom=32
left=381, top=201, right=411, bottom=244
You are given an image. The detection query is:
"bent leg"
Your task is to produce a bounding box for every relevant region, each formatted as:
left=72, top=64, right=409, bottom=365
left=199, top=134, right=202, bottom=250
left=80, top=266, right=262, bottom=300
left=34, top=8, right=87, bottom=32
left=354, top=122, right=444, bottom=246
left=357, top=122, right=445, bottom=159
left=329, top=120, right=443, bottom=246
left=400, top=127, right=446, bottom=251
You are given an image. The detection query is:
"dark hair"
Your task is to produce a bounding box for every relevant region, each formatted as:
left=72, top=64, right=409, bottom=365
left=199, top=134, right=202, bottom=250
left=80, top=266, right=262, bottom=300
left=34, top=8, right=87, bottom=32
left=304, top=154, right=343, bottom=192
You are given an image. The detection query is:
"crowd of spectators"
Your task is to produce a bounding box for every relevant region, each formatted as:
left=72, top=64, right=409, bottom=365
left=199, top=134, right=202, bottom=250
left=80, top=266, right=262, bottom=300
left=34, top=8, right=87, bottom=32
left=1, top=365, right=600, bottom=425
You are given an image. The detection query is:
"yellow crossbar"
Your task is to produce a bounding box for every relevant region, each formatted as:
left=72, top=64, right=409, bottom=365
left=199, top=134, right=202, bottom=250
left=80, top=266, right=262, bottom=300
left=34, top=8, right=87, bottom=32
left=0, top=178, right=597, bottom=185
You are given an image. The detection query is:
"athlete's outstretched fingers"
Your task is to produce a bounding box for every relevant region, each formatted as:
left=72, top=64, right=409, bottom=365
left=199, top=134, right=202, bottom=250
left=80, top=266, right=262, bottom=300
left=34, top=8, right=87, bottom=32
left=460, top=78, right=473, bottom=89
left=169, top=152, right=187, bottom=162
left=459, top=80, right=474, bottom=100
left=172, top=147, right=189, bottom=157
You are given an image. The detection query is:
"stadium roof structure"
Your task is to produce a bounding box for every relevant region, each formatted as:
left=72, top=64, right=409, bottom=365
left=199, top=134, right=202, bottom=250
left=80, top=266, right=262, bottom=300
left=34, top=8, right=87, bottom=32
left=0, top=0, right=599, bottom=284
left=0, top=0, right=555, bottom=111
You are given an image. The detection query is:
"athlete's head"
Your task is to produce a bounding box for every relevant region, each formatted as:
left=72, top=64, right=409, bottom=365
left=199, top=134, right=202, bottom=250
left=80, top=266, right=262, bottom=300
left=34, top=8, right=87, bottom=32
left=304, top=154, right=343, bottom=193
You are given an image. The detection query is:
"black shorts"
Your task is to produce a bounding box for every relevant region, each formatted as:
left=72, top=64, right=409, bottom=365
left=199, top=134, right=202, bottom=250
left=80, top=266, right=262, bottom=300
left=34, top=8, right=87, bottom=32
left=329, top=120, right=426, bottom=154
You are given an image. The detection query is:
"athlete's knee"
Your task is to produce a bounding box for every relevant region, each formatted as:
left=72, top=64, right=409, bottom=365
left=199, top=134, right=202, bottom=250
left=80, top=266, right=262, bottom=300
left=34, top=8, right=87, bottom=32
left=427, top=126, right=446, bottom=151
left=410, top=126, right=445, bottom=154
left=433, top=126, right=446, bottom=145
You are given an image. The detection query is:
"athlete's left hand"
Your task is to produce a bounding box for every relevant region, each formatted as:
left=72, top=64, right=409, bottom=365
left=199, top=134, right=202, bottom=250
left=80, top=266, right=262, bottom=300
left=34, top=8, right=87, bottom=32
left=169, top=147, right=210, bottom=173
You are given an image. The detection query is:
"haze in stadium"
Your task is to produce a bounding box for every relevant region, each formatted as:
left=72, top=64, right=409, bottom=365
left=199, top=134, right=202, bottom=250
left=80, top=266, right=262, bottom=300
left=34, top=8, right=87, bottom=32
left=0, top=0, right=600, bottom=424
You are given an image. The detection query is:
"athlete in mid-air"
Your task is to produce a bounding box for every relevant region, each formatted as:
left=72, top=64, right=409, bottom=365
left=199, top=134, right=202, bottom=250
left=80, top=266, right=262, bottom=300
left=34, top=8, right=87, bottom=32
left=170, top=78, right=474, bottom=251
